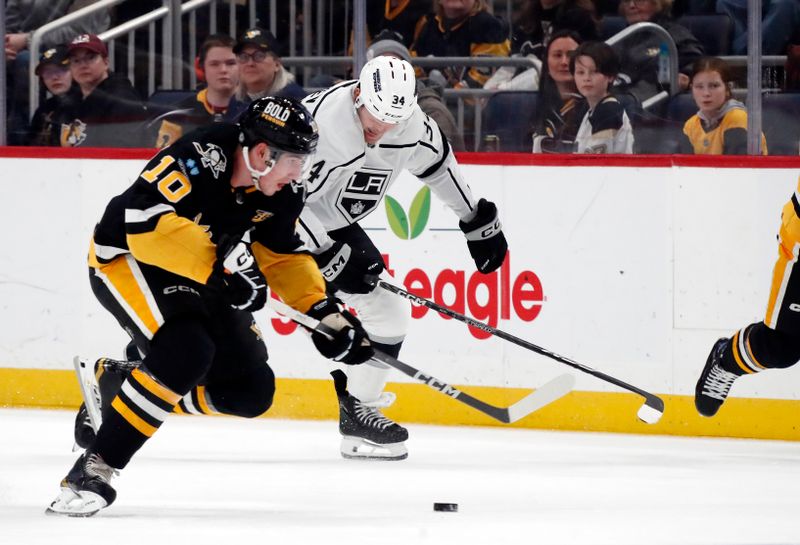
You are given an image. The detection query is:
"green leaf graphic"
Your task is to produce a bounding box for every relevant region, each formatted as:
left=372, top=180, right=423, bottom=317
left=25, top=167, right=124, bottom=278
left=408, top=187, right=431, bottom=239
left=385, top=195, right=409, bottom=239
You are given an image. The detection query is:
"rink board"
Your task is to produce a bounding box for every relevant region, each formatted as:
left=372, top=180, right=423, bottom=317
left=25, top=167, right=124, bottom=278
left=0, top=149, right=799, bottom=440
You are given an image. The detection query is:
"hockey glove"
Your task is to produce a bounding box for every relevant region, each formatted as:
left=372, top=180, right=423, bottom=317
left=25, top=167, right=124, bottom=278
left=313, top=240, right=385, bottom=294
left=306, top=298, right=374, bottom=365
left=459, top=198, right=508, bottom=273
left=212, top=235, right=268, bottom=312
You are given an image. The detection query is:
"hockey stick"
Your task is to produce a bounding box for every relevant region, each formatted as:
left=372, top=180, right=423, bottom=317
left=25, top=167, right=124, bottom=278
left=266, top=297, right=575, bottom=424
left=376, top=280, right=665, bottom=424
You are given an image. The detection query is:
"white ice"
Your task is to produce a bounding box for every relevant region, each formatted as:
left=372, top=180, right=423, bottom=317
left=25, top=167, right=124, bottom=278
left=1, top=408, right=798, bottom=545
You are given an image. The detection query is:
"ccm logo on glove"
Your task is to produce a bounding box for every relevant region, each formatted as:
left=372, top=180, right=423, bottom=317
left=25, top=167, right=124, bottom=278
left=459, top=198, right=508, bottom=274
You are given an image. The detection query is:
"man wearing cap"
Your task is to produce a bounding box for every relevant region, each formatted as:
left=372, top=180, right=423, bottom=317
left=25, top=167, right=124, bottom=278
left=234, top=27, right=306, bottom=104
left=58, top=33, right=147, bottom=147
left=28, top=44, right=81, bottom=146
left=152, top=34, right=246, bottom=148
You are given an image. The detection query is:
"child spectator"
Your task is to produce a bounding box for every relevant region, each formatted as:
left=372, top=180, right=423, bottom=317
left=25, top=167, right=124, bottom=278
left=532, top=30, right=585, bottom=152
left=28, top=45, right=80, bottom=146
left=679, top=57, right=767, bottom=155
left=571, top=41, right=634, bottom=153
left=154, top=34, right=245, bottom=148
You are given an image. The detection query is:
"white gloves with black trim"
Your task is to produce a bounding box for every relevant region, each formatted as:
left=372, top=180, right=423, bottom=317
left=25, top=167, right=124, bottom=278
left=459, top=198, right=508, bottom=273
left=313, top=240, right=385, bottom=294
left=212, top=235, right=268, bottom=312
left=306, top=298, right=374, bottom=365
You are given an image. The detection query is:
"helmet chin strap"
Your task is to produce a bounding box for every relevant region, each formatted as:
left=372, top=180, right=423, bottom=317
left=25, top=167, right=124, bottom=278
left=242, top=145, right=275, bottom=191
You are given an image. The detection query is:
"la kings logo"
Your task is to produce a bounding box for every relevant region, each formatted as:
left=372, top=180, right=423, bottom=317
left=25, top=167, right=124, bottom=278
left=192, top=142, right=227, bottom=179
left=336, top=167, right=392, bottom=222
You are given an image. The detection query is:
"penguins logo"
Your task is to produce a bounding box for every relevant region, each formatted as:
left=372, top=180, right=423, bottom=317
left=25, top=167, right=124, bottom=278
left=192, top=142, right=228, bottom=179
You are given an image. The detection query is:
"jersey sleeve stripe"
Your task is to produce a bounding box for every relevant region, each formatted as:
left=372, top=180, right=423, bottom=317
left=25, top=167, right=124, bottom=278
left=447, top=167, right=474, bottom=211
left=417, top=125, right=451, bottom=179
left=125, top=203, right=176, bottom=224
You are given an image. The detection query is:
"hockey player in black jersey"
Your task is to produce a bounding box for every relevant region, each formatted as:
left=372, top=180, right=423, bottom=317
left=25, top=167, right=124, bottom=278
left=695, top=177, right=800, bottom=417
left=47, top=96, right=374, bottom=517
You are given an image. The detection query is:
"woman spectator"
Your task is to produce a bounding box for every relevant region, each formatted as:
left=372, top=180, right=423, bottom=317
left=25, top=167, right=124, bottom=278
left=531, top=30, right=585, bottom=152
left=411, top=0, right=510, bottom=89
left=571, top=41, right=634, bottom=153
left=614, top=0, right=704, bottom=105
left=679, top=57, right=767, bottom=155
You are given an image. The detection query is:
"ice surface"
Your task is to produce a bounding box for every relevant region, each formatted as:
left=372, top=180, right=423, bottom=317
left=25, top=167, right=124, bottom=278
left=1, top=408, right=798, bottom=545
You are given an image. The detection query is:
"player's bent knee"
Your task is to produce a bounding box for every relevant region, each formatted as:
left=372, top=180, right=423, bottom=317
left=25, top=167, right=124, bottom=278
left=751, top=323, right=800, bottom=369
left=146, top=316, right=216, bottom=394
left=213, top=364, right=275, bottom=418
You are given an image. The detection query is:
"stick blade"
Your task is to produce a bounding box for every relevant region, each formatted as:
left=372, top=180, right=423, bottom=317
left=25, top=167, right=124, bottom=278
left=506, top=373, right=575, bottom=423
left=637, top=396, right=665, bottom=424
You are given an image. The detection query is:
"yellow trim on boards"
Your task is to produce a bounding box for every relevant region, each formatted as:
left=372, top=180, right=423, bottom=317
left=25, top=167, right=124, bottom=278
left=0, top=367, right=798, bottom=441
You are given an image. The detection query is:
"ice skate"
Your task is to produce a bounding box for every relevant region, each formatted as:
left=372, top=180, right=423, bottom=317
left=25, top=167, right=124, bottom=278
left=45, top=451, right=119, bottom=517
left=73, top=351, right=139, bottom=449
left=333, top=370, right=408, bottom=460
left=695, top=338, right=743, bottom=417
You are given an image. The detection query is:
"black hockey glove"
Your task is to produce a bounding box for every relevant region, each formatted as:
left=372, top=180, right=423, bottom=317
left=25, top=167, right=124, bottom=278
left=212, top=235, right=268, bottom=312
left=306, top=298, right=374, bottom=365
left=459, top=198, right=508, bottom=273
left=313, top=240, right=385, bottom=294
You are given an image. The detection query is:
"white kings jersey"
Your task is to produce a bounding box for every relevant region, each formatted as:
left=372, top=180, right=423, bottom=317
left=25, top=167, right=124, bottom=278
left=297, top=79, right=479, bottom=253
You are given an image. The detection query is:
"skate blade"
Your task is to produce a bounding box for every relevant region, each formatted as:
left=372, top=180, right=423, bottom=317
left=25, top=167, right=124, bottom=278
left=45, top=487, right=107, bottom=517
left=340, top=436, right=408, bottom=461
left=73, top=356, right=102, bottom=432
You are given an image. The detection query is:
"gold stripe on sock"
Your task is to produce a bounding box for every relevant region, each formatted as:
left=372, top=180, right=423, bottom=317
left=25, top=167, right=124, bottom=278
left=731, top=332, right=755, bottom=374
left=111, top=396, right=157, bottom=437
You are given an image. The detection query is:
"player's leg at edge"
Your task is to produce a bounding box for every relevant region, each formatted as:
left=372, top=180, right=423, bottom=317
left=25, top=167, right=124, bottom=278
left=695, top=322, right=800, bottom=417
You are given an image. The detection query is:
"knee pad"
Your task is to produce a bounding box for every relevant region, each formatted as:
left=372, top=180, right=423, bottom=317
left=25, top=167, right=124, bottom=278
left=208, top=364, right=275, bottom=418
left=144, top=316, right=216, bottom=395
left=746, top=322, right=800, bottom=370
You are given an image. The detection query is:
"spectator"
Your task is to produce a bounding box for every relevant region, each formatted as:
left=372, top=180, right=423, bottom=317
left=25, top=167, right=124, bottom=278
left=27, top=44, right=80, bottom=146
left=571, top=41, right=634, bottom=153
left=484, top=0, right=597, bottom=91
left=411, top=0, right=511, bottom=88
left=5, top=0, right=110, bottom=145
left=512, top=0, right=598, bottom=59
left=153, top=34, right=245, bottom=148
left=716, top=0, right=800, bottom=56
left=59, top=34, right=146, bottom=147
left=366, top=32, right=467, bottom=151
left=234, top=27, right=306, bottom=104
left=614, top=0, right=704, bottom=104
left=357, top=0, right=430, bottom=47
left=531, top=30, right=585, bottom=152
left=679, top=57, right=767, bottom=155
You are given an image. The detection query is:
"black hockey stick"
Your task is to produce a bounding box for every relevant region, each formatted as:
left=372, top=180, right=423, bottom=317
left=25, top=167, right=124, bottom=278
left=266, top=297, right=574, bottom=424
left=377, top=280, right=665, bottom=424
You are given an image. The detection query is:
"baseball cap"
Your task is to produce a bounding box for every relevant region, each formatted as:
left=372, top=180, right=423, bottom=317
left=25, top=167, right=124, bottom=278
left=35, top=44, right=70, bottom=75
left=68, top=33, right=108, bottom=57
left=234, top=27, right=279, bottom=55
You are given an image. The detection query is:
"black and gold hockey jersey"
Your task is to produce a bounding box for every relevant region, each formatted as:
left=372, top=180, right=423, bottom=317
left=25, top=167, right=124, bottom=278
left=89, top=123, right=325, bottom=312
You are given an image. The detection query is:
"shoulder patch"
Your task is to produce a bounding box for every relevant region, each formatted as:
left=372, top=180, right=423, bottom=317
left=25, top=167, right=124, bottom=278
left=191, top=141, right=228, bottom=179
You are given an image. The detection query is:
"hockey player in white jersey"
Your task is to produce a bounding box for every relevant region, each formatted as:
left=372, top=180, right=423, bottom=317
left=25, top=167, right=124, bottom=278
left=299, top=56, right=508, bottom=460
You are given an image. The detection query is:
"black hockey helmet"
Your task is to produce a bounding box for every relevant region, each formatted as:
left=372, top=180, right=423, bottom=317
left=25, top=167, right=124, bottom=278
left=238, top=96, right=318, bottom=155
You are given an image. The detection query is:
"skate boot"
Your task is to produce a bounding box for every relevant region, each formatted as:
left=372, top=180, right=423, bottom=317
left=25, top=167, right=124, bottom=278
left=73, top=346, right=141, bottom=449
left=45, top=450, right=119, bottom=517
left=695, top=338, right=743, bottom=417
left=332, top=370, right=408, bottom=460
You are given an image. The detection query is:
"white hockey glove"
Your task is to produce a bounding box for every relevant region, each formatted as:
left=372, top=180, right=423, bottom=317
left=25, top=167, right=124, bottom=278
left=211, top=235, right=268, bottom=312
left=306, top=298, right=374, bottom=365
left=459, top=198, right=508, bottom=273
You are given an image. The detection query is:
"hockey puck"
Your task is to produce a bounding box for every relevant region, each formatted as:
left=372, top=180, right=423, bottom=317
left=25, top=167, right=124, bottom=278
left=433, top=502, right=458, bottom=512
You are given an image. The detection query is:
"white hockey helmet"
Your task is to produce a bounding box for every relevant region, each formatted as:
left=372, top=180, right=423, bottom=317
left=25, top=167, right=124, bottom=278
left=354, top=56, right=417, bottom=124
